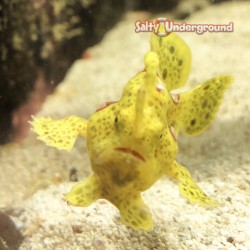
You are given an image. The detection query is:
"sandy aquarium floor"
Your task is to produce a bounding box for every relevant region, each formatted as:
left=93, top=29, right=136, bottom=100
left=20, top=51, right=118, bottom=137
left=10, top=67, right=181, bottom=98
left=0, top=2, right=250, bottom=250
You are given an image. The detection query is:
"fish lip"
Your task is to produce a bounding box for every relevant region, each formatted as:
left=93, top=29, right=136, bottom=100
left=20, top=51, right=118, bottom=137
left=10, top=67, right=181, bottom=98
left=114, top=147, right=145, bottom=162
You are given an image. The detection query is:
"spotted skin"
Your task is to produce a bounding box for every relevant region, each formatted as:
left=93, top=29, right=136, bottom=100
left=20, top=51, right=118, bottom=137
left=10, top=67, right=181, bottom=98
left=31, top=115, right=87, bottom=151
left=64, top=174, right=101, bottom=206
left=150, top=29, right=233, bottom=136
left=173, top=75, right=233, bottom=135
left=151, top=31, right=191, bottom=91
left=166, top=161, right=217, bottom=206
left=31, top=31, right=233, bottom=231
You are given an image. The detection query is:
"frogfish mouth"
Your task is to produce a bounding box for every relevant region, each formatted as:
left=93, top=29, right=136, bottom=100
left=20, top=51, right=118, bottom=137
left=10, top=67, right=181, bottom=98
left=114, top=147, right=145, bottom=162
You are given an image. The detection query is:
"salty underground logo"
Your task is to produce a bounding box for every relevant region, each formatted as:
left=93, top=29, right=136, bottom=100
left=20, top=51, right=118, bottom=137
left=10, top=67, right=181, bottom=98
left=135, top=17, right=234, bottom=36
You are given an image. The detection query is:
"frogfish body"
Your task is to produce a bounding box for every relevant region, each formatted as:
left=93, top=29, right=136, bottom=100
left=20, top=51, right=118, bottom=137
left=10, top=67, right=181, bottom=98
left=31, top=27, right=233, bottom=231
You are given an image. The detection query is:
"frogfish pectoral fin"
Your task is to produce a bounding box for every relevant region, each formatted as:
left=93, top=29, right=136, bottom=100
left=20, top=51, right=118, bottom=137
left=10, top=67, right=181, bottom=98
left=175, top=75, right=233, bottom=135
left=64, top=174, right=101, bottom=207
left=31, top=115, right=88, bottom=151
left=166, top=161, right=218, bottom=207
left=117, top=193, right=153, bottom=231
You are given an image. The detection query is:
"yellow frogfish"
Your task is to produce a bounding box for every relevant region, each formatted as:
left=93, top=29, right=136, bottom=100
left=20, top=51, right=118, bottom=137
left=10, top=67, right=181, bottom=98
left=31, top=30, right=233, bottom=231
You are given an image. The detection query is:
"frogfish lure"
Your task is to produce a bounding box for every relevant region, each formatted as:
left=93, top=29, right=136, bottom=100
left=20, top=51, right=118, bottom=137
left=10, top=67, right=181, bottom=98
left=31, top=28, right=233, bottom=231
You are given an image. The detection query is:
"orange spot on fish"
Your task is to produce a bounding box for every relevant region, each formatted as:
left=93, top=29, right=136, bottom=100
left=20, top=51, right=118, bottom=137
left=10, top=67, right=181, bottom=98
left=95, top=101, right=117, bottom=112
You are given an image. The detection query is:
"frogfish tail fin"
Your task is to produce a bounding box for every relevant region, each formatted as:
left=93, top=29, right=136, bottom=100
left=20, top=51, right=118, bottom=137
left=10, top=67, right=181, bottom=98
left=150, top=29, right=191, bottom=91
